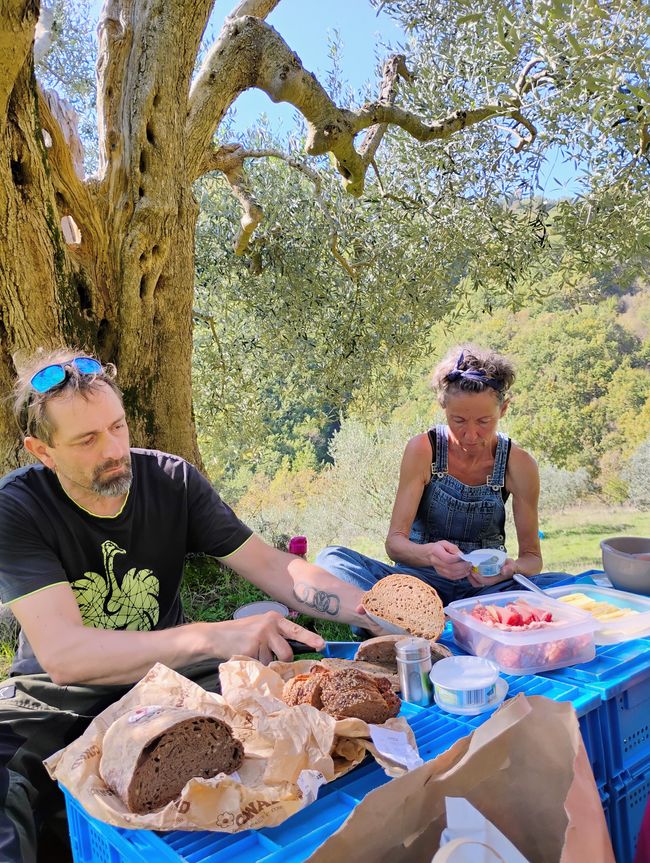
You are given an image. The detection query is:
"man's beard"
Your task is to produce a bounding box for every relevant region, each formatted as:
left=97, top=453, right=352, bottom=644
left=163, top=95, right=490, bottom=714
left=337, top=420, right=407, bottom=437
left=91, top=456, right=133, bottom=496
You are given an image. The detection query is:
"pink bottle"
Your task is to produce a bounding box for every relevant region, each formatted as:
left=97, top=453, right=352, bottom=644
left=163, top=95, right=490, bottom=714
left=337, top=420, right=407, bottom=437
left=288, top=535, right=308, bottom=558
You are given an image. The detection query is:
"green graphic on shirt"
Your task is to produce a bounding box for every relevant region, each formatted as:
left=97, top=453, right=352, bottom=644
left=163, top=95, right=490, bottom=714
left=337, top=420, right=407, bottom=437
left=72, top=540, right=160, bottom=630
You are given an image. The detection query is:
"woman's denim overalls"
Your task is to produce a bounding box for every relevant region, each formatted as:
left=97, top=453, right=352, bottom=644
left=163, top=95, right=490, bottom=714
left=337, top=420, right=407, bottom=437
left=314, top=424, right=568, bottom=608
left=410, top=425, right=509, bottom=555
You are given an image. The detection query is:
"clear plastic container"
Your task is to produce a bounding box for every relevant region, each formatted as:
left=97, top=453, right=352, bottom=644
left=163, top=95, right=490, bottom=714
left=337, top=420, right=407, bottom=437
left=545, top=584, right=650, bottom=645
left=444, top=591, right=597, bottom=675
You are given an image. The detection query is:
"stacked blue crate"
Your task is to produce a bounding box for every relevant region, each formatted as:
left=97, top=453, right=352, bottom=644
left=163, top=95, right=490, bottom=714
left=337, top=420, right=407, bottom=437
left=62, top=637, right=608, bottom=863
left=61, top=573, right=618, bottom=863
left=545, top=636, right=650, bottom=862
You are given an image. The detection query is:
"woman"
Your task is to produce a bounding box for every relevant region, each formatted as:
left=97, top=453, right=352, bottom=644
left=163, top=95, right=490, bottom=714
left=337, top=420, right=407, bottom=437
left=315, top=345, right=568, bottom=607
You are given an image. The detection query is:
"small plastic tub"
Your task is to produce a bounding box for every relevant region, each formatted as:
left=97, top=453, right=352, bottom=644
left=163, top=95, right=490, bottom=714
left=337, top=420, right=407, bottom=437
left=460, top=549, right=507, bottom=577
left=429, top=656, right=508, bottom=715
left=233, top=600, right=289, bottom=619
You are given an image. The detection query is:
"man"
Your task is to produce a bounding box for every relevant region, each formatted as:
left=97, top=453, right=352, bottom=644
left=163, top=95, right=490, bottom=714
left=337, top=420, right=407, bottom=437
left=0, top=347, right=378, bottom=863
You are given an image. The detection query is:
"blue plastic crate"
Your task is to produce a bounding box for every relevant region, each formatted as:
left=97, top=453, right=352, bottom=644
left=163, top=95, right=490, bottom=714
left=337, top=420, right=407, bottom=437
left=62, top=692, right=472, bottom=863
left=607, top=756, right=650, bottom=863
left=546, top=638, right=650, bottom=777
left=322, top=641, right=357, bottom=659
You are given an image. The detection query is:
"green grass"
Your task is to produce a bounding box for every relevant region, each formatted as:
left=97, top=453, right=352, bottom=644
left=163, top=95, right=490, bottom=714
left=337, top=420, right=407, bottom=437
left=538, top=506, right=650, bottom=574
left=182, top=554, right=355, bottom=645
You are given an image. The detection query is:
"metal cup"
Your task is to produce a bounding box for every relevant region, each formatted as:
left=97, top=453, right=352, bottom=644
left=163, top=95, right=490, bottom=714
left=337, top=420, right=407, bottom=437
left=395, top=637, right=434, bottom=706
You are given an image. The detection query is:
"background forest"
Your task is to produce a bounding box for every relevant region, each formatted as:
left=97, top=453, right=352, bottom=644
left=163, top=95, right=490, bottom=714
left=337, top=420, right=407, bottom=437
left=203, top=269, right=650, bottom=574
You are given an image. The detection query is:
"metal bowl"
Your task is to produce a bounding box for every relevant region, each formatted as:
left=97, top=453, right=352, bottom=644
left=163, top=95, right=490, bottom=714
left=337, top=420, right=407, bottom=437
left=600, top=537, right=650, bottom=595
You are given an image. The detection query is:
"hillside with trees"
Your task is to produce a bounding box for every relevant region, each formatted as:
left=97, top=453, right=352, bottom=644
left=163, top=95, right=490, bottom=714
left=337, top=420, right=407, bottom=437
left=228, top=274, right=650, bottom=557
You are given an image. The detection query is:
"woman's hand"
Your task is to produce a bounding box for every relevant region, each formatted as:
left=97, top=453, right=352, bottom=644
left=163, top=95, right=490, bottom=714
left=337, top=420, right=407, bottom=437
left=422, top=540, right=472, bottom=580
left=354, top=603, right=395, bottom=635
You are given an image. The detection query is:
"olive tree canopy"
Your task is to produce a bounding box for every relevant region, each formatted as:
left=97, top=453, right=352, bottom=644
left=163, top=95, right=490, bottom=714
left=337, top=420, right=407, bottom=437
left=1, top=0, right=647, bottom=473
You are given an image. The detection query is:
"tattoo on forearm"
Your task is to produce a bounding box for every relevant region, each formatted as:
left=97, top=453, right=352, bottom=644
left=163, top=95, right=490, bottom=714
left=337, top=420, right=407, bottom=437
left=293, top=583, right=341, bottom=616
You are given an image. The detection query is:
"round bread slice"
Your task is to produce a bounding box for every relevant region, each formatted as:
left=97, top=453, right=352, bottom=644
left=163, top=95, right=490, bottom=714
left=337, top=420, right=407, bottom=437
left=99, top=707, right=244, bottom=814
left=362, top=574, right=445, bottom=641
left=355, top=635, right=453, bottom=668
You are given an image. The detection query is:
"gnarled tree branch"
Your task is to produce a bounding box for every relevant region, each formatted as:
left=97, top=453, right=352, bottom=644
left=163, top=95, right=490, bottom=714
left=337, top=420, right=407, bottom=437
left=358, top=54, right=412, bottom=166
left=188, top=16, right=537, bottom=198
left=225, top=0, right=282, bottom=21
left=205, top=143, right=362, bottom=278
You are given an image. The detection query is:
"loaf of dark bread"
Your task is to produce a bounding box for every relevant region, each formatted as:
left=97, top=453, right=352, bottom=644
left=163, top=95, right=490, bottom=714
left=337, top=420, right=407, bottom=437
left=320, top=668, right=400, bottom=722
left=99, top=707, right=244, bottom=814
left=362, top=574, right=445, bottom=640
left=281, top=665, right=400, bottom=723
left=355, top=634, right=452, bottom=668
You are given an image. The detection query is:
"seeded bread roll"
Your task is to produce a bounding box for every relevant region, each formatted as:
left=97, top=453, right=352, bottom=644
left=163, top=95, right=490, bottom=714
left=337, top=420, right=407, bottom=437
left=362, top=575, right=445, bottom=641
left=355, top=635, right=452, bottom=668
left=99, top=707, right=244, bottom=814
left=319, top=657, right=399, bottom=692
left=319, top=668, right=400, bottom=723
left=281, top=666, right=401, bottom=722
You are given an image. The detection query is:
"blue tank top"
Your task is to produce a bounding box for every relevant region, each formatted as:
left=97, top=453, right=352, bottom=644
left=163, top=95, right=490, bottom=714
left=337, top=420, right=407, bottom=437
left=409, top=425, right=511, bottom=554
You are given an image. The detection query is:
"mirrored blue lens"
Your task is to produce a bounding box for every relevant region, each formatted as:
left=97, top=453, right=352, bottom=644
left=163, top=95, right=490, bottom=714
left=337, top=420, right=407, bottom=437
left=30, top=357, right=103, bottom=393
left=73, top=358, right=102, bottom=375
left=30, top=365, right=66, bottom=393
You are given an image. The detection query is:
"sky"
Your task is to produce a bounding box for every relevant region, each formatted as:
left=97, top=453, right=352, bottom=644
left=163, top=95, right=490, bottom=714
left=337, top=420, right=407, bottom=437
left=210, top=0, right=404, bottom=132
left=83, top=0, right=578, bottom=196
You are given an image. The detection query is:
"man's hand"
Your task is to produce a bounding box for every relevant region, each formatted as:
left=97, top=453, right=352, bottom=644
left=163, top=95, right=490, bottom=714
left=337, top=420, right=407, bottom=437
left=354, top=603, right=394, bottom=636
left=422, top=540, right=472, bottom=580
left=213, top=612, right=325, bottom=664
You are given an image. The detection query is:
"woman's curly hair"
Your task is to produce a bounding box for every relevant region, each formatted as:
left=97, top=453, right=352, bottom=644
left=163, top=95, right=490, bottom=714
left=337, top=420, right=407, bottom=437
left=432, top=344, right=515, bottom=406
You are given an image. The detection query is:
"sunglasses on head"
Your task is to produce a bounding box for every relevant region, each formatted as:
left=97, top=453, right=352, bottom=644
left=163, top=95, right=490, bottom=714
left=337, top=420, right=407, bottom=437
left=30, top=357, right=104, bottom=394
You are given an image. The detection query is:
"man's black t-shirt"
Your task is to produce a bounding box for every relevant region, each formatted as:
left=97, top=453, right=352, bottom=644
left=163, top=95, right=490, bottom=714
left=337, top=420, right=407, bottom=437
left=0, top=449, right=253, bottom=674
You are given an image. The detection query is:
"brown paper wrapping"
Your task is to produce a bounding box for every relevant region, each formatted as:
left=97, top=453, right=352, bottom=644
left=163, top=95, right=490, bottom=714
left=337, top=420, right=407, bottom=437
left=302, top=694, right=615, bottom=863
left=45, top=658, right=417, bottom=832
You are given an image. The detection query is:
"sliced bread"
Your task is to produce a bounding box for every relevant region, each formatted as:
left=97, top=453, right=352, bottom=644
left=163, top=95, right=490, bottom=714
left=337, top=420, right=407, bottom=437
left=319, top=668, right=400, bottom=723
left=362, top=574, right=445, bottom=641
left=281, top=666, right=401, bottom=723
left=319, top=656, right=399, bottom=691
left=99, top=707, right=244, bottom=814
left=355, top=634, right=452, bottom=667
left=354, top=634, right=408, bottom=668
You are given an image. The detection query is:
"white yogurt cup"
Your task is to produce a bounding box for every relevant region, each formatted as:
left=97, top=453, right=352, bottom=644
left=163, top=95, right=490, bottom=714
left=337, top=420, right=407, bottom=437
left=460, top=548, right=507, bottom=577
left=429, top=656, right=504, bottom=715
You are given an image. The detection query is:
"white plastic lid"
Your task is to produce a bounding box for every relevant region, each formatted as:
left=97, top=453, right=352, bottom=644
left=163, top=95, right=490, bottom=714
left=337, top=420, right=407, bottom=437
left=233, top=601, right=289, bottom=619
left=429, top=655, right=500, bottom=690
